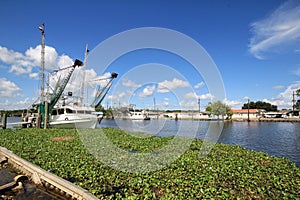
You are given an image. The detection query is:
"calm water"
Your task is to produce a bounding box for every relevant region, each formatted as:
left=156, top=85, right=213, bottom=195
left=99, top=119, right=300, bottom=167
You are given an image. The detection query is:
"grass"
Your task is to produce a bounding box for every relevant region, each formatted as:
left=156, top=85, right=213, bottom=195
left=0, top=128, right=299, bottom=199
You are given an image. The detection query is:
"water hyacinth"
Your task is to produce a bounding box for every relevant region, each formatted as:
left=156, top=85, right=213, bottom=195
left=0, top=128, right=299, bottom=199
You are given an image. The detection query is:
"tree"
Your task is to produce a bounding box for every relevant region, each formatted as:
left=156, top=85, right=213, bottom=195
left=296, top=89, right=300, bottom=97
left=242, top=101, right=277, bottom=112
left=295, top=89, right=300, bottom=109
left=206, top=101, right=231, bottom=119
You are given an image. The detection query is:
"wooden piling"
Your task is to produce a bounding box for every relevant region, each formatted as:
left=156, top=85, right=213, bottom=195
left=1, top=113, right=7, bottom=129
left=44, top=101, right=49, bottom=129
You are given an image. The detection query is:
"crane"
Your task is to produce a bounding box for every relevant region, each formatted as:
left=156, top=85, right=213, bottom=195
left=91, top=72, right=118, bottom=108
left=29, top=59, right=83, bottom=127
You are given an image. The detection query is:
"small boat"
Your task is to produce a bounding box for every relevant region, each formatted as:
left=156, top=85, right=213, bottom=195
left=128, top=111, right=151, bottom=120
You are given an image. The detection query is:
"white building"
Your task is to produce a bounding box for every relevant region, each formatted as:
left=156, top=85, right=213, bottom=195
left=231, top=109, right=263, bottom=120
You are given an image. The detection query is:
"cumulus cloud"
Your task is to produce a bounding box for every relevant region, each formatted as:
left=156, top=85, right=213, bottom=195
left=29, top=73, right=39, bottom=80
left=194, top=81, right=205, bottom=89
left=223, top=99, right=244, bottom=109
left=0, top=98, right=33, bottom=110
left=179, top=100, right=198, bottom=110
left=184, top=92, right=214, bottom=100
left=157, top=78, right=189, bottom=93
left=122, top=79, right=142, bottom=88
left=0, top=78, right=22, bottom=98
left=273, top=85, right=285, bottom=89
left=293, top=68, right=300, bottom=76
left=249, top=0, right=300, bottom=59
left=106, top=92, right=126, bottom=100
left=163, top=98, right=169, bottom=107
left=138, top=85, right=156, bottom=98
left=0, top=45, right=74, bottom=78
left=263, top=82, right=300, bottom=108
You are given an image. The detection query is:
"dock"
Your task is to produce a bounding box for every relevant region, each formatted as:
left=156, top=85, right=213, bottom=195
left=0, top=147, right=98, bottom=200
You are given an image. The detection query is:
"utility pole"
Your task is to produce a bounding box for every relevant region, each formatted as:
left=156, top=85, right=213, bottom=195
left=247, top=98, right=250, bottom=122
left=198, top=97, right=201, bottom=113
left=292, top=91, right=296, bottom=112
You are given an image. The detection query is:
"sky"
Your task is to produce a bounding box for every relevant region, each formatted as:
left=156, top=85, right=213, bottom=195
left=1, top=0, right=300, bottom=111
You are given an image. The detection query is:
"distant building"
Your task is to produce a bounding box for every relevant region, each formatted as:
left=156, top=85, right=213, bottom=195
left=231, top=109, right=263, bottom=120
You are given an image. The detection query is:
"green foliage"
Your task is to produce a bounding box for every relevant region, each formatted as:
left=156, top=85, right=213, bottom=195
left=242, top=101, right=277, bottom=112
left=296, top=89, right=300, bottom=97
left=0, top=128, right=299, bottom=199
left=206, top=101, right=231, bottom=117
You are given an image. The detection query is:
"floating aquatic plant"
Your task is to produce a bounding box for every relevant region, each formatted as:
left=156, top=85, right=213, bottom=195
left=0, top=128, right=299, bottom=199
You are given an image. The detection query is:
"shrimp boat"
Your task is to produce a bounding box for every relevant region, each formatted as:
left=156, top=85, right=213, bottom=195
left=49, top=105, right=98, bottom=129
left=25, top=25, right=118, bottom=128
left=26, top=59, right=117, bottom=129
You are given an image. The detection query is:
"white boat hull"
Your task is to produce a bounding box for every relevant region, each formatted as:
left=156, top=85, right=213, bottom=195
left=50, top=118, right=97, bottom=129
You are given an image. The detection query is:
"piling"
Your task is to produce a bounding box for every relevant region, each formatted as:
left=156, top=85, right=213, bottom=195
left=1, top=113, right=7, bottom=129
left=44, top=101, right=49, bottom=129
left=36, top=107, right=41, bottom=128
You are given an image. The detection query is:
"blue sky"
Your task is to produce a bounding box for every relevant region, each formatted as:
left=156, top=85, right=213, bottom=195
left=1, top=0, right=300, bottom=111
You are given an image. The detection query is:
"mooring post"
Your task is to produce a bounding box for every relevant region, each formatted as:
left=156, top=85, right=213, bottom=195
left=44, top=101, right=49, bottom=129
left=36, top=107, right=41, bottom=128
left=2, top=113, right=7, bottom=129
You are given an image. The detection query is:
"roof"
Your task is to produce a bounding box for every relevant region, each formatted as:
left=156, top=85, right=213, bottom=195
left=231, top=109, right=259, bottom=114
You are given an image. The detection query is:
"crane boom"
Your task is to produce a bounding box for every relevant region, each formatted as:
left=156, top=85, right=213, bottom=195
left=91, top=72, right=118, bottom=108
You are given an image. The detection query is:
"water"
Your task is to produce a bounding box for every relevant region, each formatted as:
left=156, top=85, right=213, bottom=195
left=99, top=119, right=300, bottom=167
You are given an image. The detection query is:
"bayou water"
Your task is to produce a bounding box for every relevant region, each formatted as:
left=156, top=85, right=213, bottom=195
left=99, top=119, right=300, bottom=167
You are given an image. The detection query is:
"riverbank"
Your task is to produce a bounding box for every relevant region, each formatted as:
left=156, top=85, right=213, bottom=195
left=0, top=128, right=299, bottom=199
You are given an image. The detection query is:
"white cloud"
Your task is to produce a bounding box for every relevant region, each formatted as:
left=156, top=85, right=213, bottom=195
left=0, top=78, right=22, bottom=98
left=224, top=99, right=244, bottom=109
left=138, top=85, right=156, bottom=98
left=0, top=98, right=33, bottom=110
left=157, top=78, right=189, bottom=93
left=179, top=100, right=198, bottom=110
left=249, top=0, right=300, bottom=59
left=106, top=92, right=126, bottom=100
left=29, top=73, right=39, bottom=80
left=194, top=81, right=205, bottom=89
left=184, top=92, right=214, bottom=100
left=263, top=82, right=300, bottom=109
left=57, top=54, right=74, bottom=69
left=273, top=85, right=285, bottom=90
left=0, top=45, right=74, bottom=77
left=0, top=46, right=24, bottom=64
left=122, top=79, right=142, bottom=88
left=293, top=68, right=300, bottom=76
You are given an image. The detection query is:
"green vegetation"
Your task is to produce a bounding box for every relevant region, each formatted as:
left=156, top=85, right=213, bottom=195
left=242, top=101, right=277, bottom=112
left=206, top=101, right=231, bottom=118
left=0, top=128, right=299, bottom=199
left=296, top=89, right=300, bottom=109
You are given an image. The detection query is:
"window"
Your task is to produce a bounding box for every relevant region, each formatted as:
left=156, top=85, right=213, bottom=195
left=52, top=110, right=57, bottom=115
left=66, top=108, right=73, bottom=113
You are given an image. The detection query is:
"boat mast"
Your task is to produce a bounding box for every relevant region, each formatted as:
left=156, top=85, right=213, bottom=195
left=81, top=44, right=89, bottom=105
left=39, top=23, right=45, bottom=103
